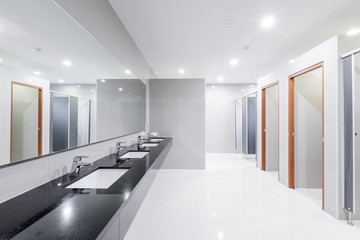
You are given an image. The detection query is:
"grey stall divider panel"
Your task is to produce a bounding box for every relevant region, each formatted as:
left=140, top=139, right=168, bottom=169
left=52, top=96, right=69, bottom=152
left=235, top=100, right=243, bottom=154
left=69, top=96, right=78, bottom=148
left=344, top=55, right=354, bottom=212
left=247, top=97, right=257, bottom=154
left=242, top=98, right=247, bottom=154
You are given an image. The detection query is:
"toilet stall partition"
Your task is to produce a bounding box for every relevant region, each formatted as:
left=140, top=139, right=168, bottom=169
left=235, top=93, right=257, bottom=160
left=343, top=55, right=354, bottom=214
left=342, top=49, right=360, bottom=219
left=50, top=92, right=91, bottom=153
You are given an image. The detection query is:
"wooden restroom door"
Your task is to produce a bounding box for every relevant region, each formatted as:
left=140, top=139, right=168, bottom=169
left=11, top=82, right=43, bottom=162
left=288, top=62, right=324, bottom=210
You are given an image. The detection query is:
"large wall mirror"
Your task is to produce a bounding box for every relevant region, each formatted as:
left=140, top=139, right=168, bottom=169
left=0, top=0, right=146, bottom=166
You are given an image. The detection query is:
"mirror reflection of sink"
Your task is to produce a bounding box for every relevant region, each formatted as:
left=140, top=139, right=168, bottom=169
left=66, top=168, right=129, bottom=189
left=150, top=138, right=164, bottom=142
left=119, top=151, right=149, bottom=159
left=141, top=143, right=159, bottom=147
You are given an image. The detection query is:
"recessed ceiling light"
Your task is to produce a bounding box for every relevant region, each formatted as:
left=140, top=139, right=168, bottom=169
left=347, top=29, right=360, bottom=36
left=241, top=89, right=245, bottom=92
left=288, top=59, right=295, bottom=64
left=249, top=85, right=254, bottom=87
left=217, top=76, right=224, bottom=81
left=100, top=79, right=106, bottom=83
left=33, top=71, right=41, bottom=75
left=90, top=89, right=94, bottom=92
left=59, top=79, right=64, bottom=83
left=211, top=85, right=216, bottom=89
left=76, top=85, right=80, bottom=88
left=63, top=60, right=72, bottom=66
left=0, top=58, right=3, bottom=63
left=118, top=88, right=123, bottom=91
left=125, top=70, right=131, bottom=74
left=261, top=16, right=275, bottom=28
left=230, top=58, right=239, bottom=66
left=179, top=69, right=185, bottom=74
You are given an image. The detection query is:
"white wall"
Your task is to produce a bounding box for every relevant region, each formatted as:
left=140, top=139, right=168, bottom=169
left=294, top=68, right=323, bottom=188
left=149, top=78, right=205, bottom=169
left=257, top=36, right=339, bottom=218
left=0, top=131, right=144, bottom=204
left=265, top=84, right=278, bottom=171
left=0, top=66, right=50, bottom=166
left=206, top=84, right=256, bottom=153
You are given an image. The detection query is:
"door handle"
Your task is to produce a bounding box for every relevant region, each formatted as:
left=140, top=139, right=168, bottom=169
left=292, top=132, right=295, bottom=136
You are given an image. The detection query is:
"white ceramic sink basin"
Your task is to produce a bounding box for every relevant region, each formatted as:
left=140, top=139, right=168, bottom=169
left=119, top=151, right=149, bottom=159
left=150, top=138, right=164, bottom=142
left=66, top=168, right=128, bottom=189
left=141, top=143, right=159, bottom=147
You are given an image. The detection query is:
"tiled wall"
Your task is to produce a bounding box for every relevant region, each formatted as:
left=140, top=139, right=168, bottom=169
left=0, top=132, right=144, bottom=204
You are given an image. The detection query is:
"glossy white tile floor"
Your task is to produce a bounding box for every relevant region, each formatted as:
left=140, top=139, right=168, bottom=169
left=125, top=153, right=360, bottom=240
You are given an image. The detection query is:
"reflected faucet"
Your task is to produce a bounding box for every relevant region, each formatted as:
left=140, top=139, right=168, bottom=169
left=69, top=156, right=92, bottom=177
left=116, top=142, right=126, bottom=159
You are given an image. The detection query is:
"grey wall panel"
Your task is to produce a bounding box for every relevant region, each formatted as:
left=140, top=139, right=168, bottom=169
left=242, top=98, right=247, bottom=154
left=235, top=100, right=243, bottom=153
left=247, top=97, right=257, bottom=154
left=344, top=55, right=354, bottom=212
left=149, top=79, right=205, bottom=169
left=69, top=97, right=78, bottom=148
left=52, top=97, right=69, bottom=152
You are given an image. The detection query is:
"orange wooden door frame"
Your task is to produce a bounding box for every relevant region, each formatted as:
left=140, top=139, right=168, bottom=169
left=10, top=82, right=43, bottom=162
left=261, top=82, right=279, bottom=173
left=288, top=62, right=324, bottom=210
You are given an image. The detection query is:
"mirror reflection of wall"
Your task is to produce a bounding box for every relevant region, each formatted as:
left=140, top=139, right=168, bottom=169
left=0, top=0, right=148, bottom=166
left=96, top=79, right=146, bottom=141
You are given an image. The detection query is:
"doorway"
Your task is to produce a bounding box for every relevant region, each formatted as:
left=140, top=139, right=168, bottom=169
left=288, top=62, right=324, bottom=209
left=261, top=83, right=279, bottom=179
left=11, top=82, right=43, bottom=162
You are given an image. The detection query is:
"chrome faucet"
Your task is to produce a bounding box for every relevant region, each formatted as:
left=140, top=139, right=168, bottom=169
left=69, top=156, right=92, bottom=177
left=116, top=142, right=126, bottom=158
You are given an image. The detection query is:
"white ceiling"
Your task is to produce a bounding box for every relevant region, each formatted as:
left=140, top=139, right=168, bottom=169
left=0, top=0, right=135, bottom=84
left=110, top=0, right=360, bottom=83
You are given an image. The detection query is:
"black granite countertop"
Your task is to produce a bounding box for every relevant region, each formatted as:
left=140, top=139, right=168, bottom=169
left=0, top=138, right=172, bottom=240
